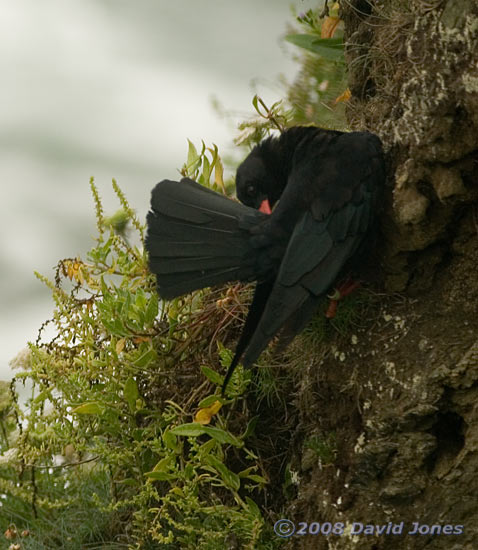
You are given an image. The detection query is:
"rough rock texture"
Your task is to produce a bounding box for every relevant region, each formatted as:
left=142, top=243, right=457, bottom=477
left=344, top=0, right=478, bottom=291
left=282, top=1, right=478, bottom=549
left=285, top=233, right=478, bottom=549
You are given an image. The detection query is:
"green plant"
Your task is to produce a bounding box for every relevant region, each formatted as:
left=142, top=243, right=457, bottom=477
left=234, top=95, right=292, bottom=149
left=0, top=5, right=365, bottom=546
left=0, top=145, right=285, bottom=549
left=285, top=6, right=344, bottom=61
left=282, top=4, right=348, bottom=129
left=304, top=433, right=338, bottom=466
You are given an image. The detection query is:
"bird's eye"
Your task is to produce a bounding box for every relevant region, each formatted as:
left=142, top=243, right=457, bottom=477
left=246, top=184, right=256, bottom=196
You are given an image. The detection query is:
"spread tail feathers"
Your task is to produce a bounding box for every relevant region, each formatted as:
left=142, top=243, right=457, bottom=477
left=145, top=178, right=266, bottom=299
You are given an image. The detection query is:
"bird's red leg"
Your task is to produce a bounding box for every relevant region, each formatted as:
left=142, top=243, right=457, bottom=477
left=325, top=279, right=361, bottom=319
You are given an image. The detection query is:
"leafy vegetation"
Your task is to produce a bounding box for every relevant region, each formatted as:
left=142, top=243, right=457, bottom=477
left=0, top=3, right=356, bottom=548
left=304, top=432, right=337, bottom=466
left=0, top=148, right=287, bottom=549
left=284, top=4, right=348, bottom=129
left=230, top=3, right=348, bottom=146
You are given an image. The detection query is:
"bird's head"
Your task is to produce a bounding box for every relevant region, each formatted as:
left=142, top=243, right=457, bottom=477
left=235, top=151, right=281, bottom=214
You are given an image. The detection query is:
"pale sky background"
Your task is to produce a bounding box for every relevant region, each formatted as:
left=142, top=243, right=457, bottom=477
left=0, top=0, right=317, bottom=382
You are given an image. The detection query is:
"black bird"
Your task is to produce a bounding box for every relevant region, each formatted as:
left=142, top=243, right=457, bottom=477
left=145, top=126, right=385, bottom=393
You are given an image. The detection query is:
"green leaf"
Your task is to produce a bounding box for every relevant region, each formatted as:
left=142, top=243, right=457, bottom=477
left=33, top=388, right=52, bottom=404
left=163, top=430, right=179, bottom=452
left=187, top=139, right=199, bottom=168
left=101, top=317, right=127, bottom=337
left=186, top=139, right=202, bottom=176
left=245, top=496, right=261, bottom=518
left=208, top=144, right=218, bottom=176
left=132, top=428, right=144, bottom=441
left=198, top=394, right=225, bottom=409
left=245, top=474, right=268, bottom=484
left=71, top=402, right=104, bottom=415
left=134, top=288, right=147, bottom=310
left=144, top=471, right=178, bottom=481
left=124, top=377, right=139, bottom=412
left=152, top=456, right=174, bottom=473
left=204, top=455, right=240, bottom=491
left=238, top=466, right=255, bottom=478
left=170, top=422, right=206, bottom=437
left=100, top=276, right=109, bottom=296
left=184, top=463, right=195, bottom=480
left=170, top=423, right=243, bottom=447
left=145, top=295, right=158, bottom=325
left=202, top=426, right=243, bottom=448
left=284, top=34, right=344, bottom=61
left=200, top=365, right=223, bottom=385
left=202, top=154, right=211, bottom=185
left=133, top=348, right=157, bottom=367
left=241, top=415, right=259, bottom=439
left=217, top=342, right=234, bottom=366
left=198, top=438, right=217, bottom=456
left=252, top=94, right=260, bottom=114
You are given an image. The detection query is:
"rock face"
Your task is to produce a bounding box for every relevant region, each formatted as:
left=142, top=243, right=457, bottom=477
left=285, top=210, right=478, bottom=550
left=343, top=0, right=478, bottom=291
left=284, top=2, right=478, bottom=549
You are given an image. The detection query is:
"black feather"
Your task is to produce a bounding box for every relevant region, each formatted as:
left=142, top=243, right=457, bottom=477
left=145, top=178, right=273, bottom=299
left=145, top=127, right=386, bottom=394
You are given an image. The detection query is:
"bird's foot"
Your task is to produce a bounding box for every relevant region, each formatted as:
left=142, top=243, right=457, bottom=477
left=325, top=279, right=361, bottom=319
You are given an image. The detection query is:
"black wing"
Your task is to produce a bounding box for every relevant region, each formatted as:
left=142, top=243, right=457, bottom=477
left=240, top=132, right=384, bottom=366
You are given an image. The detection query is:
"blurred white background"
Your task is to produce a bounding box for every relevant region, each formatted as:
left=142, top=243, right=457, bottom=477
left=0, top=0, right=316, bottom=381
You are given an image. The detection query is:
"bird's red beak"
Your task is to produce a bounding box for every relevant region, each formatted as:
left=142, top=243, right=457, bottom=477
left=259, top=199, right=272, bottom=215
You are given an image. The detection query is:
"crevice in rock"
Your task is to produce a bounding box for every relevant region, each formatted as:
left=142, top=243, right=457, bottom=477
left=425, top=410, right=465, bottom=473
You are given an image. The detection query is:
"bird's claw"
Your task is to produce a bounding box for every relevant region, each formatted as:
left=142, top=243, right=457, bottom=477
left=325, top=280, right=361, bottom=318
left=327, top=288, right=342, bottom=301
